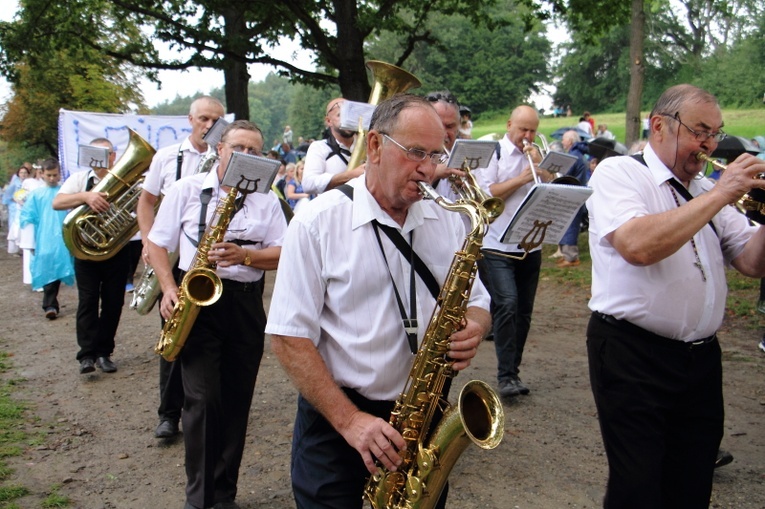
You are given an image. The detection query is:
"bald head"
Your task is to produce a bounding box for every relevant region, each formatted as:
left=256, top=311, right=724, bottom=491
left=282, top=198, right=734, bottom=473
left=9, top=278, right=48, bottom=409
left=506, top=105, right=540, bottom=150
left=562, top=130, right=580, bottom=150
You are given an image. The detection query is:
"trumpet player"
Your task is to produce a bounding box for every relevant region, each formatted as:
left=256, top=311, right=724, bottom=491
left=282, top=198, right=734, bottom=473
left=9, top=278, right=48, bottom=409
left=474, top=105, right=552, bottom=399
left=147, top=120, right=286, bottom=509
left=53, top=138, right=127, bottom=376
left=586, top=84, right=765, bottom=509
left=137, top=95, right=225, bottom=440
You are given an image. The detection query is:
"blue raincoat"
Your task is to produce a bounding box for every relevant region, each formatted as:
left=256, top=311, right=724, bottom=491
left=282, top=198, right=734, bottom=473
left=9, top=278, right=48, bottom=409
left=19, top=185, right=75, bottom=289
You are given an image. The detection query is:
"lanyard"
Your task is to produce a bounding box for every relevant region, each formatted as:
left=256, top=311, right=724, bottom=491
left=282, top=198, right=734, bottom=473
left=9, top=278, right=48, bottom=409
left=372, top=221, right=418, bottom=354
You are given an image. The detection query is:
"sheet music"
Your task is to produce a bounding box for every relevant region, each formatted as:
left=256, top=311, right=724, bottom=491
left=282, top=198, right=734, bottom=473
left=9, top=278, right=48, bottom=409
left=203, top=117, right=230, bottom=147
left=537, top=151, right=579, bottom=176
left=501, top=183, right=593, bottom=247
left=339, top=101, right=376, bottom=131
left=221, top=153, right=280, bottom=194
left=446, top=139, right=498, bottom=169
left=77, top=145, right=111, bottom=169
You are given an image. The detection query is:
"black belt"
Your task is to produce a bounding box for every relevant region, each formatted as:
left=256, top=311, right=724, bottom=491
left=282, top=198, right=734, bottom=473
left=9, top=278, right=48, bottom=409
left=221, top=278, right=262, bottom=293
left=594, top=312, right=717, bottom=350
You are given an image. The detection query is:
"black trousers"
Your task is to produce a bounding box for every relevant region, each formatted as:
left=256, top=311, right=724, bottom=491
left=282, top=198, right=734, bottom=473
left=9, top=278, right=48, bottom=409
left=74, top=246, right=130, bottom=361
left=158, top=265, right=185, bottom=424
left=42, top=280, right=61, bottom=312
left=291, top=388, right=448, bottom=509
left=180, top=278, right=265, bottom=509
left=587, top=313, right=723, bottom=509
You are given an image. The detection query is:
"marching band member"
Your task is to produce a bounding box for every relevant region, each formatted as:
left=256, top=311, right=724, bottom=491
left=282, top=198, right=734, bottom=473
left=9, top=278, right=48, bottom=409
left=147, top=120, right=286, bottom=509
left=137, top=95, right=225, bottom=440
left=53, top=138, right=127, bottom=375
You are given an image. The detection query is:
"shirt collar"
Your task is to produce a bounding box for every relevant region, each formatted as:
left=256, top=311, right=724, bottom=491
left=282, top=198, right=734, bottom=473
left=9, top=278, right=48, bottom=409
left=643, top=143, right=678, bottom=187
left=350, top=175, right=439, bottom=234
left=181, top=135, right=207, bottom=155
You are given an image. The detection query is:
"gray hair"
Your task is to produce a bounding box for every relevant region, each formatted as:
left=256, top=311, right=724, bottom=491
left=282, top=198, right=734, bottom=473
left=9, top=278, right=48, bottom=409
left=370, top=94, right=433, bottom=135
left=650, top=84, right=718, bottom=119
left=220, top=119, right=263, bottom=143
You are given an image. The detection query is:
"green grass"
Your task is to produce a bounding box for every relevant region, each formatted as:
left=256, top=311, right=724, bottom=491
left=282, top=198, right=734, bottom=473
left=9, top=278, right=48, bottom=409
left=473, top=109, right=765, bottom=145
left=41, top=485, right=70, bottom=508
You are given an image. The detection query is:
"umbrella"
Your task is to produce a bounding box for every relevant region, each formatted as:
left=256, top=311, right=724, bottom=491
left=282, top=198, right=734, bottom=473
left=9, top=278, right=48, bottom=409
left=550, top=127, right=592, bottom=141
left=711, top=135, right=761, bottom=161
left=587, top=137, right=628, bottom=161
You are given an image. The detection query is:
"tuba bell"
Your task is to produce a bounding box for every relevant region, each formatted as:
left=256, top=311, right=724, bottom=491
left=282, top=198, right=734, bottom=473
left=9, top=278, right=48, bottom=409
left=345, top=61, right=422, bottom=171
left=62, top=128, right=156, bottom=261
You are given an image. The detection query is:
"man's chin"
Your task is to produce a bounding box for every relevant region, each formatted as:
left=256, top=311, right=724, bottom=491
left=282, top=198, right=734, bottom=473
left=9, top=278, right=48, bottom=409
left=337, top=129, right=356, bottom=139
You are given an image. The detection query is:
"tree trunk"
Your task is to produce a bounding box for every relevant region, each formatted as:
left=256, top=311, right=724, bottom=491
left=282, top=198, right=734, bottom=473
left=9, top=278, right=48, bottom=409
left=625, top=0, right=645, bottom=148
left=222, top=8, right=251, bottom=120
left=333, top=0, right=371, bottom=101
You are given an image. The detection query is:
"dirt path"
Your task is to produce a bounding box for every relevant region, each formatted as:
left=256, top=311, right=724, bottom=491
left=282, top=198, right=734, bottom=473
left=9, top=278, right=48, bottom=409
left=1, top=240, right=763, bottom=508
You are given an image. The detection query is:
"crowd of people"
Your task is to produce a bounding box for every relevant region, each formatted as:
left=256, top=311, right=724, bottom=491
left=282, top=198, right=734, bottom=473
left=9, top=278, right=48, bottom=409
left=1, top=84, right=765, bottom=509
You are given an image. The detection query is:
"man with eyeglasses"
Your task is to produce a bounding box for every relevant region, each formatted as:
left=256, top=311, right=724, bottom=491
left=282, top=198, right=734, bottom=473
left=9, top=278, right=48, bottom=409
left=137, top=95, right=225, bottom=440
left=473, top=105, right=552, bottom=400
left=267, top=94, right=491, bottom=508
left=53, top=137, right=128, bottom=376
left=586, top=84, right=765, bottom=508
left=148, top=120, right=286, bottom=509
left=302, top=97, right=365, bottom=194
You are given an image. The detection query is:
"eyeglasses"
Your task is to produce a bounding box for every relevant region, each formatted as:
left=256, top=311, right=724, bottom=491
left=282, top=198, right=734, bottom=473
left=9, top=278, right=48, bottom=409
left=425, top=92, right=457, bottom=105
left=224, top=142, right=262, bottom=156
left=381, top=133, right=448, bottom=165
left=663, top=113, right=726, bottom=143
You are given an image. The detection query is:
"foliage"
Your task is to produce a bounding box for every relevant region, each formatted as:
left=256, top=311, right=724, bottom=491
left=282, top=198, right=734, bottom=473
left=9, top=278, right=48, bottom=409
left=369, top=0, right=551, bottom=118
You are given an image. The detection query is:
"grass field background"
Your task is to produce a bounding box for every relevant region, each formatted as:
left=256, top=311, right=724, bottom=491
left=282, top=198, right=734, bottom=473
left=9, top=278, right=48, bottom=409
left=472, top=109, right=765, bottom=146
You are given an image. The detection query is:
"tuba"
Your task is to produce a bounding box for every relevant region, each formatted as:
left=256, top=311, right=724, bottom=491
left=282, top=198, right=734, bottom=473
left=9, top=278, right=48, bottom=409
left=345, top=61, right=422, bottom=171
left=364, top=181, right=505, bottom=509
left=62, top=128, right=156, bottom=261
left=130, top=149, right=220, bottom=315
left=154, top=186, right=239, bottom=361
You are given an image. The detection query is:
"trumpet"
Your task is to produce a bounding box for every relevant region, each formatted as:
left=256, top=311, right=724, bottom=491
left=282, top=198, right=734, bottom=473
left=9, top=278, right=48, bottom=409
left=522, top=138, right=581, bottom=186
left=696, top=152, right=765, bottom=224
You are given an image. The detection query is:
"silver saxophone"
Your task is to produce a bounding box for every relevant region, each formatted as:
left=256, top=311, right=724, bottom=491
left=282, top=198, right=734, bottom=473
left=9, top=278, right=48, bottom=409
left=130, top=148, right=219, bottom=315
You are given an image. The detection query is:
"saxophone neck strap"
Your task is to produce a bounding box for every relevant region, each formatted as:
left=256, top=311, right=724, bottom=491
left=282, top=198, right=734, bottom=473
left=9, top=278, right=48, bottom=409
left=335, top=184, right=440, bottom=301
left=176, top=147, right=184, bottom=181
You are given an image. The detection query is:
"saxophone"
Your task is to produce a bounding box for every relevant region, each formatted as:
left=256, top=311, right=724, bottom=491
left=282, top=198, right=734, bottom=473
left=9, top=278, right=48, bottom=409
left=364, top=181, right=505, bottom=509
left=130, top=149, right=220, bottom=315
left=154, top=186, right=238, bottom=361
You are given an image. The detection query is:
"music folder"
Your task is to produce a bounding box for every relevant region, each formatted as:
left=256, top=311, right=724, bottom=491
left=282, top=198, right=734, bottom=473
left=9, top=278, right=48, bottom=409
left=221, top=153, right=280, bottom=194
left=446, top=139, right=498, bottom=169
left=77, top=145, right=111, bottom=169
left=500, top=183, right=593, bottom=252
left=339, top=100, right=376, bottom=132
left=537, top=151, right=579, bottom=176
left=203, top=117, right=230, bottom=147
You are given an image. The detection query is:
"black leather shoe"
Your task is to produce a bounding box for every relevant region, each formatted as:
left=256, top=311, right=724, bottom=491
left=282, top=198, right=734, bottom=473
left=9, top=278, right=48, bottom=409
left=213, top=502, right=241, bottom=509
left=155, top=419, right=179, bottom=438
left=79, top=358, right=95, bottom=374
left=96, top=356, right=117, bottom=373
left=715, top=449, right=734, bottom=468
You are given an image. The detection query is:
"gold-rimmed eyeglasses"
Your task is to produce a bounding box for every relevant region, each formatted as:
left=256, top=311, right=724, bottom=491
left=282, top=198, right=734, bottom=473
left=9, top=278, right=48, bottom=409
left=381, top=133, right=448, bottom=165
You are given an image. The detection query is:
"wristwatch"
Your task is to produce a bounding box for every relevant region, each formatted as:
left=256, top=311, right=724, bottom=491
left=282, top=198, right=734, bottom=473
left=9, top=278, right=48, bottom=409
left=243, top=250, right=252, bottom=267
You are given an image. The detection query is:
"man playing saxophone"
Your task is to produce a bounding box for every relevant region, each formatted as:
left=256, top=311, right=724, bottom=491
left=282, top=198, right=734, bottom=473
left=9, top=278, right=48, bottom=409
left=147, top=120, right=286, bottom=509
left=267, top=94, right=491, bottom=508
left=137, top=95, right=225, bottom=440
left=53, top=138, right=127, bottom=375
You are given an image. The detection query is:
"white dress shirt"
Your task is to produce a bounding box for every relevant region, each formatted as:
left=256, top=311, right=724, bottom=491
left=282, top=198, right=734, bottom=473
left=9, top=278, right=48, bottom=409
left=265, top=175, right=490, bottom=401
left=474, top=134, right=539, bottom=253
left=148, top=170, right=287, bottom=283
left=142, top=137, right=209, bottom=197
left=587, top=144, right=756, bottom=341
left=301, top=137, right=356, bottom=194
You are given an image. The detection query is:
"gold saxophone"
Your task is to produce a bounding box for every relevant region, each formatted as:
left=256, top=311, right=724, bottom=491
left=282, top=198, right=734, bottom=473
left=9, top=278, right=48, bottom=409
left=154, top=187, right=238, bottom=361
left=62, top=128, right=156, bottom=261
left=364, top=181, right=505, bottom=509
left=130, top=149, right=220, bottom=315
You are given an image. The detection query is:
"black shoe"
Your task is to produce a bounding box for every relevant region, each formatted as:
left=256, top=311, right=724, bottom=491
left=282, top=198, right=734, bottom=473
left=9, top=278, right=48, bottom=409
left=515, top=377, right=530, bottom=395
left=212, top=503, right=241, bottom=509
left=79, top=358, right=95, bottom=374
left=498, top=379, right=521, bottom=398
left=155, top=419, right=179, bottom=438
left=95, top=356, right=117, bottom=373
left=45, top=307, right=58, bottom=320
left=715, top=449, right=734, bottom=468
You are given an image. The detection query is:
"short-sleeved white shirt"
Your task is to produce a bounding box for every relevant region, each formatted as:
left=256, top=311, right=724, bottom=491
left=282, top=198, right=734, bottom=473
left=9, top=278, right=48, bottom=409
left=474, top=135, right=539, bottom=253
left=587, top=144, right=756, bottom=341
left=301, top=137, right=356, bottom=194
left=59, top=169, right=100, bottom=195
left=148, top=170, right=287, bottom=283
left=265, top=175, right=490, bottom=401
left=142, top=137, right=209, bottom=197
